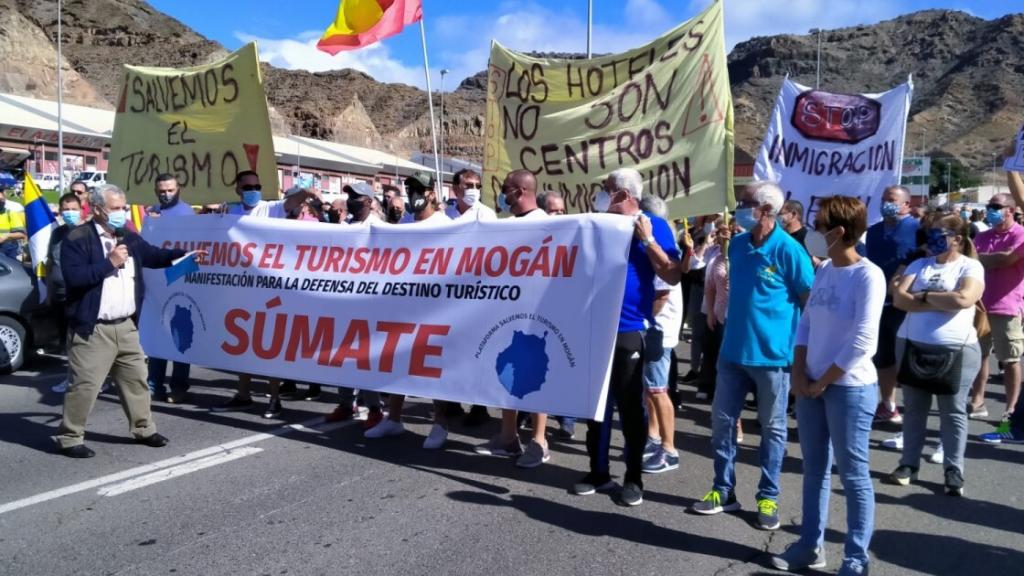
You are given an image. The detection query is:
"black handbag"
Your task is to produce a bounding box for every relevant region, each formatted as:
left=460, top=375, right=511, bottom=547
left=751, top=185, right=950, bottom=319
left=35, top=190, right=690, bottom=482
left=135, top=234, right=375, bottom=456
left=898, top=339, right=963, bottom=396
left=898, top=295, right=969, bottom=396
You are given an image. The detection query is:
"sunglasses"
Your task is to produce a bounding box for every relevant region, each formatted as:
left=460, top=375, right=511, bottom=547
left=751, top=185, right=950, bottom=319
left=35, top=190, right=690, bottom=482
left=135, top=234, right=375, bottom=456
left=240, top=184, right=262, bottom=192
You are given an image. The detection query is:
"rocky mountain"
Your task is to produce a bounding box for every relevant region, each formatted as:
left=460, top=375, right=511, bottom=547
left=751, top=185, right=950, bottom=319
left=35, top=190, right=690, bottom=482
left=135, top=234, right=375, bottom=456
left=3, top=0, right=1024, bottom=172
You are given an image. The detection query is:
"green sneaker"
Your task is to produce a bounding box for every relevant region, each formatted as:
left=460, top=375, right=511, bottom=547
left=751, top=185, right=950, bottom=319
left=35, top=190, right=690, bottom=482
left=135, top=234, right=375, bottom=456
left=756, top=498, right=780, bottom=530
left=691, top=489, right=740, bottom=515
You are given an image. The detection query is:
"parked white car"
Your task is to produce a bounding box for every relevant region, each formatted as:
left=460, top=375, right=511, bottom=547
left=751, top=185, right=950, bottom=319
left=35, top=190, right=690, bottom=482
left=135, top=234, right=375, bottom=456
left=76, top=170, right=106, bottom=190
left=31, top=173, right=61, bottom=190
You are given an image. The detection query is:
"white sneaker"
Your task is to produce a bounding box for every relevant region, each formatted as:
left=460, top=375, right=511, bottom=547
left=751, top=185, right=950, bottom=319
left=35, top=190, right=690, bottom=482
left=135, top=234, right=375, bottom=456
left=928, top=443, right=945, bottom=464
left=51, top=379, right=69, bottom=393
left=365, top=419, right=405, bottom=438
left=881, top=432, right=904, bottom=450
left=422, top=424, right=448, bottom=450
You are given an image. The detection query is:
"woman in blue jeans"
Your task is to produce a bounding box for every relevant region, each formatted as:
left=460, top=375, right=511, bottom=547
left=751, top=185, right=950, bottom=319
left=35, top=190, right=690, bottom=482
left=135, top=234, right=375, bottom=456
left=889, top=211, right=984, bottom=496
left=773, top=197, right=885, bottom=576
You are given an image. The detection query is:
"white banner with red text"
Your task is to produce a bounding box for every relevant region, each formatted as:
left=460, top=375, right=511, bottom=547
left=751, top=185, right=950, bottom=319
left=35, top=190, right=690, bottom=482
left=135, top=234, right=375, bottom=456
left=138, top=214, right=632, bottom=420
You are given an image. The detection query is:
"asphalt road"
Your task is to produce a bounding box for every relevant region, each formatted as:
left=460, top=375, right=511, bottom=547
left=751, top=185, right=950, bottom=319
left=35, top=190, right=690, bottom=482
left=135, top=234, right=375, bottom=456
left=1, top=347, right=1022, bottom=576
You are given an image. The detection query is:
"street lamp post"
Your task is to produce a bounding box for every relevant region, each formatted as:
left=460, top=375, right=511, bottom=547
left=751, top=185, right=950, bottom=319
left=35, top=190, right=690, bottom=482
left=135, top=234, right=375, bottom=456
left=439, top=68, right=448, bottom=199
left=57, top=0, right=65, bottom=191
left=809, top=28, right=822, bottom=89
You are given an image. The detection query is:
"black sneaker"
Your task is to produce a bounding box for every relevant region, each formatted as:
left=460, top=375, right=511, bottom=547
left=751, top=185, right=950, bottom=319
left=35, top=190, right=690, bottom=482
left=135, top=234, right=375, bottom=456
left=681, top=370, right=700, bottom=383
left=212, top=394, right=253, bottom=412
left=618, top=482, right=643, bottom=506
left=263, top=398, right=283, bottom=419
left=304, top=384, right=322, bottom=401
left=278, top=381, right=298, bottom=398
left=944, top=467, right=964, bottom=496
left=444, top=402, right=467, bottom=418
left=463, top=405, right=491, bottom=427
left=888, top=465, right=918, bottom=486
left=571, top=473, right=615, bottom=496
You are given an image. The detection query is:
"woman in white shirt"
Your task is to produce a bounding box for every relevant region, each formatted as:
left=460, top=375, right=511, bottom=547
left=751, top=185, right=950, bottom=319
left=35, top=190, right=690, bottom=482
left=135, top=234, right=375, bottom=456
left=773, top=197, right=884, bottom=576
left=889, top=212, right=984, bottom=496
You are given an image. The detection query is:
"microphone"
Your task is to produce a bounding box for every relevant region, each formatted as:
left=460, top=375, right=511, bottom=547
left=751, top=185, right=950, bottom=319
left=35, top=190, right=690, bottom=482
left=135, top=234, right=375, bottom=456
left=113, top=228, right=126, bottom=269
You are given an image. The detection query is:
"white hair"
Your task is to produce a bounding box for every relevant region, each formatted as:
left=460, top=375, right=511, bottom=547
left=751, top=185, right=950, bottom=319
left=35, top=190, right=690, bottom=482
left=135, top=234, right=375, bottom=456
left=639, top=195, right=667, bottom=219
left=607, top=168, right=643, bottom=201
left=90, top=184, right=125, bottom=210
left=747, top=181, right=784, bottom=215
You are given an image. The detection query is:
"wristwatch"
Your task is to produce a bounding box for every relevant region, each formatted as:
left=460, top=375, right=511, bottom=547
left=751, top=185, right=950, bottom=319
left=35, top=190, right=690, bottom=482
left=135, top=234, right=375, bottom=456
left=642, top=236, right=656, bottom=247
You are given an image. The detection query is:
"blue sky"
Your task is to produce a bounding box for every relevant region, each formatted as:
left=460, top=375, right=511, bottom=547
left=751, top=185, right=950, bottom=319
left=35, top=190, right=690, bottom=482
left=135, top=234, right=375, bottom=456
left=149, top=0, right=1019, bottom=90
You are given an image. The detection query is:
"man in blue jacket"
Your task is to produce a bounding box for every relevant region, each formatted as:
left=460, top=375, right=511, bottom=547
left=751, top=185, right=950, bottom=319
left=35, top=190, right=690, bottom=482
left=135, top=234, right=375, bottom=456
left=55, top=184, right=189, bottom=458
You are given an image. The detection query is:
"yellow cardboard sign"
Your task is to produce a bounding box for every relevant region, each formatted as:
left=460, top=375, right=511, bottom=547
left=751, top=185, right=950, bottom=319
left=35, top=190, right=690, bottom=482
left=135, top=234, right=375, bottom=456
left=109, top=43, right=277, bottom=205
left=483, top=1, right=734, bottom=217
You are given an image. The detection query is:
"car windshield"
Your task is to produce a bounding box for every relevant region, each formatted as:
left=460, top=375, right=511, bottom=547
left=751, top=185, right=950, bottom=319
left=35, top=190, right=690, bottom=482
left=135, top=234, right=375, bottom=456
left=79, top=172, right=95, bottom=180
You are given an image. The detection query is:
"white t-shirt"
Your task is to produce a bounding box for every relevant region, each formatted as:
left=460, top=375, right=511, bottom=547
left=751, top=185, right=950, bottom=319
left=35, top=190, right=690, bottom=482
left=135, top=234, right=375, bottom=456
left=796, top=258, right=885, bottom=386
left=446, top=202, right=498, bottom=221
left=515, top=208, right=548, bottom=220
left=403, top=210, right=450, bottom=225
left=653, top=277, right=684, bottom=348
left=897, top=255, right=985, bottom=346
left=227, top=200, right=286, bottom=218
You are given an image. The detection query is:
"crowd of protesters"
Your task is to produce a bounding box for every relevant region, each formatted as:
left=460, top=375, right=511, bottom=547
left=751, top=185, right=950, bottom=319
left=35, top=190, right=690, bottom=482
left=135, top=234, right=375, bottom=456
left=19, top=138, right=1024, bottom=575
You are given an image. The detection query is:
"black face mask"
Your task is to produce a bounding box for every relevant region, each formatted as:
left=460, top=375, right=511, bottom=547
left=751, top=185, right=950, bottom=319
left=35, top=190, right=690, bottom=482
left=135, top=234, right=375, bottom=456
left=158, top=192, right=179, bottom=208
left=408, top=191, right=429, bottom=214
left=347, top=198, right=366, bottom=219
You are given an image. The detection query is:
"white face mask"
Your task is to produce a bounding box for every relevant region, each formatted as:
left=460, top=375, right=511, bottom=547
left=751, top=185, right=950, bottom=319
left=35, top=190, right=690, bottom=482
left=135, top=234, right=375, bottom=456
left=462, top=187, right=480, bottom=207
left=593, top=189, right=611, bottom=213
left=805, top=229, right=838, bottom=259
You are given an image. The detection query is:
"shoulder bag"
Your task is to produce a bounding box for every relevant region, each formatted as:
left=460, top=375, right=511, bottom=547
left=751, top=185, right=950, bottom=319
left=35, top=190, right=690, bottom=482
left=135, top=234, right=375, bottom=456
left=897, top=290, right=972, bottom=396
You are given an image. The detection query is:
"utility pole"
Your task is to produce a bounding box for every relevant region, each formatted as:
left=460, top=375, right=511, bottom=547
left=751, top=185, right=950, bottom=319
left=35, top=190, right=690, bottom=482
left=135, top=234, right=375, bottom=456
left=57, top=0, right=65, bottom=190
left=440, top=68, right=448, bottom=199
left=809, top=28, right=822, bottom=88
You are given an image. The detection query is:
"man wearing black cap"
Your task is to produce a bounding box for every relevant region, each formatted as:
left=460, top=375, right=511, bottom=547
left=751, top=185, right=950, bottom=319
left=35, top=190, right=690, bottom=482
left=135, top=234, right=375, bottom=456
left=366, top=172, right=454, bottom=449
left=322, top=180, right=387, bottom=426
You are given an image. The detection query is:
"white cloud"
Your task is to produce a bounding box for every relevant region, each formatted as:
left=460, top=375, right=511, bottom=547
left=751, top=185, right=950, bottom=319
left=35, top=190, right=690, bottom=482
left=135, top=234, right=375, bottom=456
left=235, top=31, right=427, bottom=88
left=236, top=0, right=925, bottom=91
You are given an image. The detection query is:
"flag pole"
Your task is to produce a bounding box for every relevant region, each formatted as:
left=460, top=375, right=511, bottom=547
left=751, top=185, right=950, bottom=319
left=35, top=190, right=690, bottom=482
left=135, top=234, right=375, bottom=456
left=586, top=0, right=593, bottom=58
left=57, top=0, right=65, bottom=191
left=418, top=18, right=442, bottom=194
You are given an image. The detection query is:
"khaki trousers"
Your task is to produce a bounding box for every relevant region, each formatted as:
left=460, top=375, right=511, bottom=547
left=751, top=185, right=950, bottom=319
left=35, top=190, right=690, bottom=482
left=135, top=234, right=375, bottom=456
left=56, top=320, right=156, bottom=448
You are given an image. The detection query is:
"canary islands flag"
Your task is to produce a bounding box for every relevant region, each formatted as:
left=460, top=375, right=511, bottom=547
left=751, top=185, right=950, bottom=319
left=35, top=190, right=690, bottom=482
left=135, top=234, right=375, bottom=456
left=23, top=173, right=57, bottom=302
left=317, top=0, right=422, bottom=54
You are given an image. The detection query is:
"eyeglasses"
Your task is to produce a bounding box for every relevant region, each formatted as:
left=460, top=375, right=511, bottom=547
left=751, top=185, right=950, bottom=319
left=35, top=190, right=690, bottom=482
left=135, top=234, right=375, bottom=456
left=240, top=184, right=262, bottom=192
left=462, top=184, right=481, bottom=190
left=987, top=204, right=1007, bottom=211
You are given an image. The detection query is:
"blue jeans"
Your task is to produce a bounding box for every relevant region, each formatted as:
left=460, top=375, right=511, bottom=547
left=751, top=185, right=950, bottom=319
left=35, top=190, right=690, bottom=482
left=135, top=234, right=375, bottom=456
left=147, top=358, right=191, bottom=396
left=711, top=359, right=790, bottom=501
left=643, top=328, right=670, bottom=393
left=795, top=383, right=878, bottom=567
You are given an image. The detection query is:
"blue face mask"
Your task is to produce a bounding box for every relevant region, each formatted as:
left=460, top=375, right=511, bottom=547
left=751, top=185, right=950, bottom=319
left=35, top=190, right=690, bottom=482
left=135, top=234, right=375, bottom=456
left=497, top=192, right=510, bottom=213
left=61, top=210, right=81, bottom=227
left=926, top=229, right=949, bottom=255
left=242, top=190, right=262, bottom=207
left=734, top=207, right=758, bottom=231
left=960, top=211, right=970, bottom=221
left=106, top=209, right=127, bottom=230
left=986, top=208, right=1005, bottom=226
left=880, top=202, right=900, bottom=219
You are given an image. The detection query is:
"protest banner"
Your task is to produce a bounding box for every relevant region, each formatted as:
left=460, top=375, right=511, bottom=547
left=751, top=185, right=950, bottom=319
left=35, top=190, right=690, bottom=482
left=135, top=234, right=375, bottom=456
left=1004, top=124, right=1024, bottom=173
left=754, top=77, right=914, bottom=224
left=108, top=43, right=277, bottom=206
left=138, top=215, right=633, bottom=420
left=483, top=0, right=734, bottom=218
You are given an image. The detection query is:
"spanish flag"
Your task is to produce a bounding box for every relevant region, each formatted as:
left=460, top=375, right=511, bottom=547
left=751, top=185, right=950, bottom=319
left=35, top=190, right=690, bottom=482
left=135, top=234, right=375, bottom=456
left=317, top=0, right=422, bottom=54
left=22, top=173, right=57, bottom=303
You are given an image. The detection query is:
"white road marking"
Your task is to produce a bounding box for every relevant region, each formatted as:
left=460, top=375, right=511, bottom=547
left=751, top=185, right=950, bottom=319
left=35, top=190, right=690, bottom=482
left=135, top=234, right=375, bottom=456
left=0, top=416, right=359, bottom=515
left=97, top=447, right=264, bottom=496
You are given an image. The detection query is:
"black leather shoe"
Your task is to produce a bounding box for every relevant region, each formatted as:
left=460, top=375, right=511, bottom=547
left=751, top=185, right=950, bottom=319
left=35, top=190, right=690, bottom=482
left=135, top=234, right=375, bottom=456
left=137, top=433, right=169, bottom=448
left=61, top=444, right=96, bottom=458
